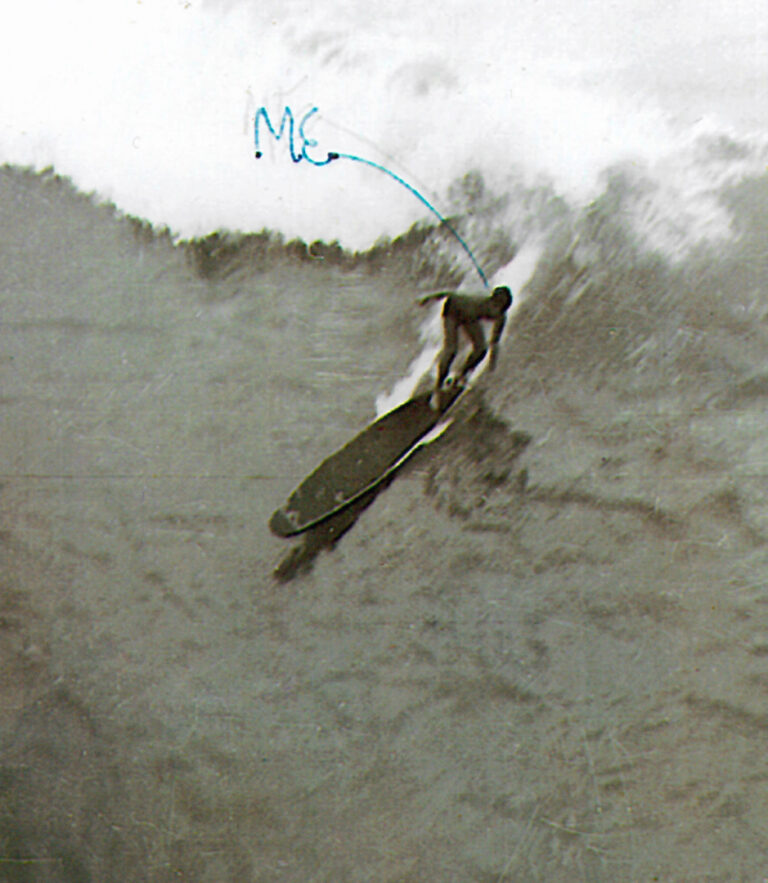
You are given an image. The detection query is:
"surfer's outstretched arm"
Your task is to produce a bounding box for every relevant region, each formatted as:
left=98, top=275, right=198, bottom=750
left=417, top=292, right=450, bottom=307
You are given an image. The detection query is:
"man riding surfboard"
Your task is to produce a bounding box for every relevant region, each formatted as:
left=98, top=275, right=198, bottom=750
left=418, top=285, right=512, bottom=408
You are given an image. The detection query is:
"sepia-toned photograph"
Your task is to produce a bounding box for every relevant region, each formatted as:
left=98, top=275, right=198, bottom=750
left=1, top=1, right=767, bottom=879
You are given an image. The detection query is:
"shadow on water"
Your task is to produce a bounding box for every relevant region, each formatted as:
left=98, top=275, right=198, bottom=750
left=272, top=477, right=394, bottom=582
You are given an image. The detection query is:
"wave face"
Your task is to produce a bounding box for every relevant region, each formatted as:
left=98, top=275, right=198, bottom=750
left=1, top=0, right=767, bottom=263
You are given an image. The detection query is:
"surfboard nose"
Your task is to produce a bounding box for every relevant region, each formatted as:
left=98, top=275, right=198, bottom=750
left=269, top=508, right=300, bottom=538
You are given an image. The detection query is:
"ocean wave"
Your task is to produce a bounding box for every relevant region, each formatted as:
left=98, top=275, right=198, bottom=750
left=1, top=0, right=766, bottom=251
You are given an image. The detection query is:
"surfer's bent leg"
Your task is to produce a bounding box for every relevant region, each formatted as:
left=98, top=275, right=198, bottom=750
left=458, top=321, right=488, bottom=382
left=436, top=312, right=459, bottom=391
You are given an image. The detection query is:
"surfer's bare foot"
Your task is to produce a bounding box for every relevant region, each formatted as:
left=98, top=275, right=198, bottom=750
left=429, top=389, right=443, bottom=411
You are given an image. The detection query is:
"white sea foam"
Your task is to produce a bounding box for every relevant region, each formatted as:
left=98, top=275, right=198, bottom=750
left=1, top=0, right=766, bottom=256
left=374, top=305, right=444, bottom=417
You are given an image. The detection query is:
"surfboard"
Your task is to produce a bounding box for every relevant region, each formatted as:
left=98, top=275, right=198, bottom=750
left=269, top=384, right=466, bottom=537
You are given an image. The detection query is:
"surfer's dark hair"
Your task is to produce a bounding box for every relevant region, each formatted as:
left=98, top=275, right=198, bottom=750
left=491, top=285, right=512, bottom=309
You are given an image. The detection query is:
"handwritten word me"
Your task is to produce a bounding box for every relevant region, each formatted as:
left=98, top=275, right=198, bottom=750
left=254, top=106, right=338, bottom=167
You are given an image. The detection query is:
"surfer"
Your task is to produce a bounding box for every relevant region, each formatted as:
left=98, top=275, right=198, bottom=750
left=419, top=285, right=512, bottom=407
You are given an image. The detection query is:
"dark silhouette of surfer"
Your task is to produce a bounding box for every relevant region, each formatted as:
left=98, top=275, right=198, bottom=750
left=419, top=286, right=512, bottom=407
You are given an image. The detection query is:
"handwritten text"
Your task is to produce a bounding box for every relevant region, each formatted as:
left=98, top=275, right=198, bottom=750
left=253, top=104, right=488, bottom=287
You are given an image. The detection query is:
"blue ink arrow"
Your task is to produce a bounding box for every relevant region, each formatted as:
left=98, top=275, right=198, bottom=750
left=254, top=105, right=489, bottom=288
